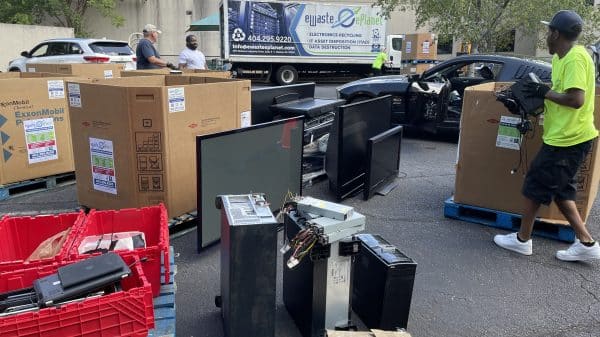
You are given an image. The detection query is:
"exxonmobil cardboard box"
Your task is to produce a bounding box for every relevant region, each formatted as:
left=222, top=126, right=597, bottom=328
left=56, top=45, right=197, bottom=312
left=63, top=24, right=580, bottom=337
left=28, top=63, right=122, bottom=79
left=0, top=76, right=75, bottom=185
left=454, top=82, right=600, bottom=223
left=120, top=68, right=231, bottom=78
left=67, top=75, right=250, bottom=217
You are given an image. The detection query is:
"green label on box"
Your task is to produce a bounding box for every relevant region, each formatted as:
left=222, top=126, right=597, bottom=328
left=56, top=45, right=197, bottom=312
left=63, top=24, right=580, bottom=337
left=496, top=115, right=522, bottom=150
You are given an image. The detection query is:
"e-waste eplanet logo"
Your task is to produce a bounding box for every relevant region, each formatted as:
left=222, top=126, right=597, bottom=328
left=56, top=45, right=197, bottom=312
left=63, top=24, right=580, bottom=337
left=232, top=28, right=246, bottom=41
left=332, top=8, right=355, bottom=28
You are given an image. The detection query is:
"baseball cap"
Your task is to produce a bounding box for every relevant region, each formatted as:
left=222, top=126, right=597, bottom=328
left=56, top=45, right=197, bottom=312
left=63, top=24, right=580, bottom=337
left=143, top=24, right=162, bottom=34
left=541, top=10, right=583, bottom=36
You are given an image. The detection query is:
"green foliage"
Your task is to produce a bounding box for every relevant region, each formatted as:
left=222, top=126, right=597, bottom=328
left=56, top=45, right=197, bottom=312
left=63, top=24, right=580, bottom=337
left=373, top=0, right=600, bottom=52
left=0, top=0, right=124, bottom=37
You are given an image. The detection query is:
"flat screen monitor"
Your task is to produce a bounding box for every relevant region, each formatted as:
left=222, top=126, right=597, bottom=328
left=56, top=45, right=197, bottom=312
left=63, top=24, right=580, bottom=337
left=196, top=117, right=304, bottom=251
left=325, top=95, right=392, bottom=200
left=364, top=125, right=403, bottom=200
left=251, top=83, right=315, bottom=124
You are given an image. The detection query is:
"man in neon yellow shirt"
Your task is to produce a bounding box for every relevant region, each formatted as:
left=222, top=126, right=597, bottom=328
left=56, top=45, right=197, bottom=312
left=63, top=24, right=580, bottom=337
left=372, top=48, right=389, bottom=76
left=494, top=10, right=600, bottom=261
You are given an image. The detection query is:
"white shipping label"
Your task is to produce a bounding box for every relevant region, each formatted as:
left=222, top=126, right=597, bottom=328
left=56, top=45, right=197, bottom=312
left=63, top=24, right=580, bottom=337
left=496, top=115, right=522, bottom=150
left=103, top=70, right=114, bottom=79
left=89, top=137, right=117, bottom=195
left=23, top=118, right=59, bottom=164
left=422, top=41, right=430, bottom=54
left=47, top=80, right=65, bottom=99
left=241, top=110, right=251, bottom=127
left=168, top=87, right=185, bottom=113
left=68, top=83, right=82, bottom=108
left=28, top=67, right=36, bottom=73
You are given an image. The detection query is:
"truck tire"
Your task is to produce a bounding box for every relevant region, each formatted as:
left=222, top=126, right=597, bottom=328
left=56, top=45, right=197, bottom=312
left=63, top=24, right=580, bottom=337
left=275, top=65, right=298, bottom=85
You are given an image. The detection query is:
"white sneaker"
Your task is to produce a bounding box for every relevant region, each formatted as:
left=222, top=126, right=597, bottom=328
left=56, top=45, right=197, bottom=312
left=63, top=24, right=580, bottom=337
left=556, top=241, right=600, bottom=261
left=493, top=233, right=532, bottom=256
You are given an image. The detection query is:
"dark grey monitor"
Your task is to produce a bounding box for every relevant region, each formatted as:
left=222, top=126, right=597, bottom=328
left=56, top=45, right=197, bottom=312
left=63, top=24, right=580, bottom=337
left=325, top=96, right=392, bottom=200
left=196, top=117, right=304, bottom=251
left=251, top=83, right=315, bottom=124
left=364, top=125, right=403, bottom=200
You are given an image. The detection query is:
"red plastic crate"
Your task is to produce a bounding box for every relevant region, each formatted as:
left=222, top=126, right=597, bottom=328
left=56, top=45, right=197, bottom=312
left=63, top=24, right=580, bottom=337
left=0, top=212, right=85, bottom=273
left=70, top=204, right=170, bottom=297
left=0, top=255, right=154, bottom=337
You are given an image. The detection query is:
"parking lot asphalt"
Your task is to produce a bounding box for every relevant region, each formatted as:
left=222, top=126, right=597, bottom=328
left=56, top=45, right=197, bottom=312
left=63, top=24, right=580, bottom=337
left=1, top=84, right=599, bottom=337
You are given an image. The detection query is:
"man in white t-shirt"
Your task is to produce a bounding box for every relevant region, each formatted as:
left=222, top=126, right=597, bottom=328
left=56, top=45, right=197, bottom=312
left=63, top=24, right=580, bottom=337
left=178, top=35, right=206, bottom=70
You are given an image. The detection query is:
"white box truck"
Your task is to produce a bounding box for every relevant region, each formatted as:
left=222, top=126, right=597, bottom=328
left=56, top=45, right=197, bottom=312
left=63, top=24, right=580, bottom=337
left=220, top=0, right=404, bottom=84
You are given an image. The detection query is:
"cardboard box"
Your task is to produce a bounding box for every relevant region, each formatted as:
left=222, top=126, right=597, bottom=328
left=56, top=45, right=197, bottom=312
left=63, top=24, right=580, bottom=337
left=67, top=75, right=250, bottom=217
left=0, top=72, right=70, bottom=79
left=399, top=63, right=436, bottom=75
left=454, top=82, right=600, bottom=223
left=0, top=76, right=75, bottom=185
left=27, top=63, right=122, bottom=79
left=327, top=330, right=411, bottom=337
left=403, top=33, right=437, bottom=61
left=121, top=69, right=231, bottom=78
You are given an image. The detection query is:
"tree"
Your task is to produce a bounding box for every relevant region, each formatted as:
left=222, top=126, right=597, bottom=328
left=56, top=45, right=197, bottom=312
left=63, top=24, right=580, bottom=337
left=0, top=0, right=124, bottom=37
left=373, top=0, right=600, bottom=53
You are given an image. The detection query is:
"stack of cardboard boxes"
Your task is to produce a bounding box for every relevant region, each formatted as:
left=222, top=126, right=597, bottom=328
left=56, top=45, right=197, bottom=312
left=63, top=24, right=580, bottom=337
left=400, top=33, right=438, bottom=76
left=455, top=82, right=600, bottom=224
left=27, top=63, right=123, bottom=80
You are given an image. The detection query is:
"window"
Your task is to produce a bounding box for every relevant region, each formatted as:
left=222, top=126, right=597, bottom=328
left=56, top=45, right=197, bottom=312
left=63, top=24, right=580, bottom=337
left=30, top=43, right=49, bottom=57
left=89, top=42, right=133, bottom=56
left=47, top=42, right=68, bottom=56
left=69, top=43, right=83, bottom=55
left=391, top=37, right=403, bottom=51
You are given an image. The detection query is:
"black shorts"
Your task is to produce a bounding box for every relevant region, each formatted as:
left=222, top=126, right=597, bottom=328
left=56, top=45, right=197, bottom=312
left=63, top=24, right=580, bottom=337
left=522, top=139, right=594, bottom=205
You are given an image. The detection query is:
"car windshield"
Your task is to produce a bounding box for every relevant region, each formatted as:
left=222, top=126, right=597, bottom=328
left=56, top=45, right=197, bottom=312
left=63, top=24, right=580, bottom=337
left=89, top=42, right=133, bottom=56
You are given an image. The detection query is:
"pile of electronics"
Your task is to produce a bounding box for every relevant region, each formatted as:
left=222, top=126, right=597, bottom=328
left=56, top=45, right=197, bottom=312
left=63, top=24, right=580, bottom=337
left=213, top=194, right=417, bottom=337
left=0, top=204, right=169, bottom=336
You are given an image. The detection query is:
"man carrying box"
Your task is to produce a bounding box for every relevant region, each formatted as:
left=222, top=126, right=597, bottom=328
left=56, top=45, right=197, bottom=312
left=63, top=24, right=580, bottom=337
left=494, top=10, right=600, bottom=261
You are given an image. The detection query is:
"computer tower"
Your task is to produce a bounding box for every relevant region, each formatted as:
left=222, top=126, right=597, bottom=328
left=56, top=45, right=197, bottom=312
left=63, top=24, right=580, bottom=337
left=352, top=234, right=417, bottom=330
left=282, top=211, right=355, bottom=337
left=215, top=194, right=278, bottom=337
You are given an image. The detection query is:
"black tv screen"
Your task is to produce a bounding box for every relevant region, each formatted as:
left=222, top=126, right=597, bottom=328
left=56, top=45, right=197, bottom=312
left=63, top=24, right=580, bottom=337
left=196, top=117, right=304, bottom=251
left=326, top=95, right=392, bottom=200
left=364, top=125, right=403, bottom=200
left=251, top=83, right=315, bottom=124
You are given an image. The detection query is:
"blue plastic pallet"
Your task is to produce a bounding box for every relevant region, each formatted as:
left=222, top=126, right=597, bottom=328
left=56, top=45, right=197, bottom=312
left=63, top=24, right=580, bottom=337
left=148, top=246, right=176, bottom=337
left=0, top=172, right=75, bottom=200
left=444, top=197, right=575, bottom=243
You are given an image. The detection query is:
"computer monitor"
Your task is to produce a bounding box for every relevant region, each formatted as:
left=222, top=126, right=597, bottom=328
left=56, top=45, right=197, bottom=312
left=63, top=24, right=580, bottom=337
left=251, top=83, right=315, bottom=124
left=196, top=116, right=304, bottom=251
left=364, top=125, right=403, bottom=200
left=325, top=95, right=392, bottom=200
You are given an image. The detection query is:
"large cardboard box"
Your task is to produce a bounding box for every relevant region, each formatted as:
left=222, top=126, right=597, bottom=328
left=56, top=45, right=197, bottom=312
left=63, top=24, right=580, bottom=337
left=67, top=75, right=250, bottom=217
left=0, top=72, right=70, bottom=79
left=403, top=33, right=437, bottom=61
left=455, top=82, right=600, bottom=223
left=28, top=63, right=122, bottom=79
left=121, top=68, right=231, bottom=78
left=0, top=76, right=75, bottom=185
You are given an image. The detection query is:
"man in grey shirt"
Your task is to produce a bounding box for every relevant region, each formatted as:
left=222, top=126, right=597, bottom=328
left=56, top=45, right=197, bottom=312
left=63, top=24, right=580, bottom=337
left=136, top=24, right=177, bottom=70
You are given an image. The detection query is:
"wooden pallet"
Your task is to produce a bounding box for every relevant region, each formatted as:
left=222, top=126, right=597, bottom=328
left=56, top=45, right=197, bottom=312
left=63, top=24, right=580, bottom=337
left=444, top=197, right=575, bottom=243
left=148, top=246, right=177, bottom=337
left=0, top=172, right=76, bottom=201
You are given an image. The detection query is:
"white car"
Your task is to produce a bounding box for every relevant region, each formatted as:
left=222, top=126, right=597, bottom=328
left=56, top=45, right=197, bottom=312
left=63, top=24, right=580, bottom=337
left=8, top=38, right=136, bottom=72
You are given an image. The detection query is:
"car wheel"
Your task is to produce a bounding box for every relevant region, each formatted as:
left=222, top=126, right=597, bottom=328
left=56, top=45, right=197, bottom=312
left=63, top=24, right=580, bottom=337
left=275, top=65, right=298, bottom=85
left=9, top=67, right=20, bottom=72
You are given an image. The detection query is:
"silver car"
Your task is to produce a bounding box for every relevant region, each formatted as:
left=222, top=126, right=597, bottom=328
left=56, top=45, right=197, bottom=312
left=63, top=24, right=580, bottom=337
left=8, top=38, right=136, bottom=72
